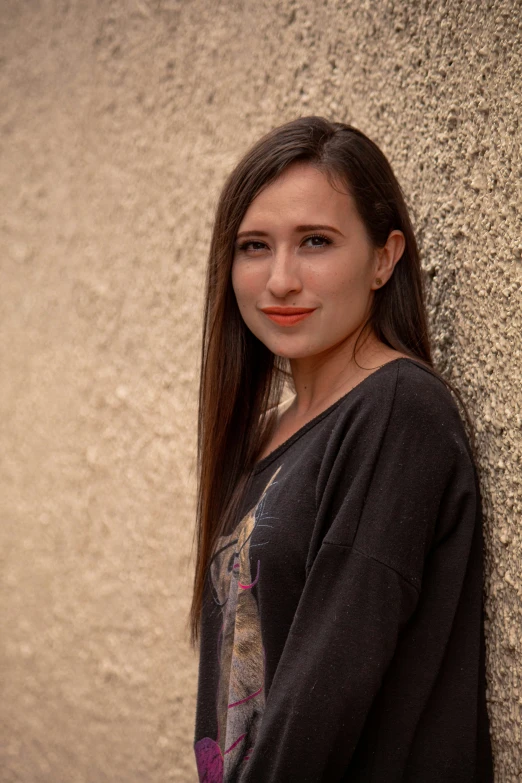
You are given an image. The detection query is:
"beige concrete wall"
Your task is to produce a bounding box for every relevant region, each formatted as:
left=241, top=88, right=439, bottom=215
left=1, top=1, right=520, bottom=780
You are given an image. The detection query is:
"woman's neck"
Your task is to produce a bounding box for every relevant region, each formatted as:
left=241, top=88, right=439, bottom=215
left=288, top=330, right=396, bottom=418
left=257, top=331, right=409, bottom=462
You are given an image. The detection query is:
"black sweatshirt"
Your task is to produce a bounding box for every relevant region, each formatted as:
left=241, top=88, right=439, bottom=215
left=194, top=357, right=493, bottom=782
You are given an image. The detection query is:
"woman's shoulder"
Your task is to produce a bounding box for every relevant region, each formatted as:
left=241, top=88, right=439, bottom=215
left=391, top=356, right=455, bottom=397
left=382, top=358, right=473, bottom=461
left=336, top=357, right=459, bottom=419
left=339, top=356, right=470, bottom=451
left=392, top=358, right=463, bottom=423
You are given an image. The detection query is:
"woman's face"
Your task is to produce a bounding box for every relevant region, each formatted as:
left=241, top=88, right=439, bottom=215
left=231, top=162, right=386, bottom=362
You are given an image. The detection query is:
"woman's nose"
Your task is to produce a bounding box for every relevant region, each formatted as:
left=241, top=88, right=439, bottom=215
left=266, top=248, right=302, bottom=299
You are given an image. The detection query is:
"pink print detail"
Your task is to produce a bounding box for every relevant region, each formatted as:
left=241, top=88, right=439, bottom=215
left=228, top=685, right=263, bottom=709
left=194, top=737, right=223, bottom=783
left=238, top=559, right=260, bottom=590
left=225, top=733, right=246, bottom=755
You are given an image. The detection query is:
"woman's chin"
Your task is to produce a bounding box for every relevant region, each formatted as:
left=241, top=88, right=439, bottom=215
left=265, top=341, right=317, bottom=361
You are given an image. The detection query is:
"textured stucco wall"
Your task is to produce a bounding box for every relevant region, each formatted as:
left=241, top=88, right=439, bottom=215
left=1, top=1, right=520, bottom=781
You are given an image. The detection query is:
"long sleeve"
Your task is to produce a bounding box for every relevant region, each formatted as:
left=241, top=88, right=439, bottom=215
left=238, top=365, right=479, bottom=783
left=239, top=547, right=418, bottom=782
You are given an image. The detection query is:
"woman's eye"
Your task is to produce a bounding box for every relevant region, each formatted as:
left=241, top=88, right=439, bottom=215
left=236, top=240, right=268, bottom=253
left=303, top=234, right=332, bottom=248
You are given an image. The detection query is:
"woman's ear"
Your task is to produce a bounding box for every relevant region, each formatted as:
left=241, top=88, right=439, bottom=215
left=371, top=230, right=406, bottom=290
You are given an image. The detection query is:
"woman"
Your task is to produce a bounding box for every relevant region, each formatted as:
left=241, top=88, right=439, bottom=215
left=191, top=117, right=493, bottom=782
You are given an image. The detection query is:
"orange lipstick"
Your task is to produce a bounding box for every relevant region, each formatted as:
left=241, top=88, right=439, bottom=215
left=261, top=307, right=316, bottom=326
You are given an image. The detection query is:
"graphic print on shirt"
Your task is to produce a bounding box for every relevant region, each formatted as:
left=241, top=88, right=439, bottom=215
left=194, top=467, right=282, bottom=783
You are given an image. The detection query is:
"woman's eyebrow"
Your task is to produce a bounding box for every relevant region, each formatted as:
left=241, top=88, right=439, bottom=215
left=236, top=230, right=270, bottom=239
left=294, top=223, right=343, bottom=236
left=236, top=224, right=343, bottom=239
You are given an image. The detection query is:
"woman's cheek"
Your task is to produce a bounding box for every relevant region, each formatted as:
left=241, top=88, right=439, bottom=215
left=233, top=264, right=262, bottom=304
left=232, top=276, right=261, bottom=333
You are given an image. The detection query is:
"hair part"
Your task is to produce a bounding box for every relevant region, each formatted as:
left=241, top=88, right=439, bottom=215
left=190, top=116, right=476, bottom=644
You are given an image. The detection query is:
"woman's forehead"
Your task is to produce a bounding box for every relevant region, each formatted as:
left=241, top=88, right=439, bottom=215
left=239, top=164, right=357, bottom=230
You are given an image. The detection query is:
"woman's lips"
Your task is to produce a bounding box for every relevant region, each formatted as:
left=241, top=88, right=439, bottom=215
left=260, top=307, right=316, bottom=326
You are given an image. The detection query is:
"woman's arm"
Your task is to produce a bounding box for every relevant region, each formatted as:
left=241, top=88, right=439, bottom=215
left=239, top=367, right=479, bottom=783
left=238, top=544, right=419, bottom=782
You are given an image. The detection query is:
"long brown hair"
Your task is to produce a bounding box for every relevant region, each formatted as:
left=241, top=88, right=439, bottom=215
left=190, top=116, right=474, bottom=643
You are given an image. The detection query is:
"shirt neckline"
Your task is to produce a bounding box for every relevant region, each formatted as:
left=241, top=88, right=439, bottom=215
left=253, top=357, right=427, bottom=474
